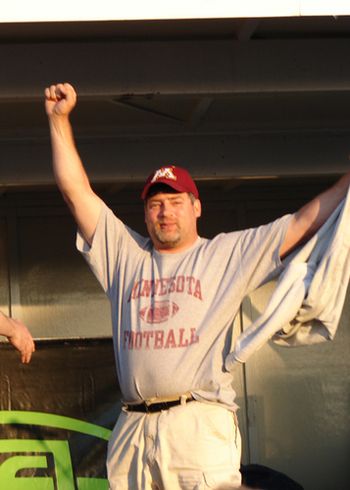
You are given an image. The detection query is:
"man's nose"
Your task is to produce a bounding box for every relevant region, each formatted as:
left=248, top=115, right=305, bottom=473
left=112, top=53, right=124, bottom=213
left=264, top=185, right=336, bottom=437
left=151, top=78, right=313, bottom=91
left=160, top=202, right=173, bottom=217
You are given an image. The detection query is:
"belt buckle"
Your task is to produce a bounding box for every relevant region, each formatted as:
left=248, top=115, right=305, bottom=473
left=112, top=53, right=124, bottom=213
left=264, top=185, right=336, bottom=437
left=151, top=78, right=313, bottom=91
left=158, top=401, right=169, bottom=411
left=146, top=400, right=167, bottom=412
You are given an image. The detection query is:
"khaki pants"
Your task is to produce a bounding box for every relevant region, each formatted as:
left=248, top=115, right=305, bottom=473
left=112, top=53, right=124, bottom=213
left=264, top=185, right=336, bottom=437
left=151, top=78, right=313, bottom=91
left=107, top=400, right=242, bottom=489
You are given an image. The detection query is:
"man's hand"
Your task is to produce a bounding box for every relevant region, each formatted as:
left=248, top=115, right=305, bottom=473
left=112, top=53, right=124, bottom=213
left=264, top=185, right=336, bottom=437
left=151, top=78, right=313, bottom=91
left=45, top=83, right=77, bottom=118
left=5, top=318, right=35, bottom=364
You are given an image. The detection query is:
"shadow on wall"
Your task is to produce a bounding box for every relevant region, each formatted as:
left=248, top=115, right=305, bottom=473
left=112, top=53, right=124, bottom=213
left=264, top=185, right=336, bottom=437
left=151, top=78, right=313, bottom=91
left=215, top=464, right=304, bottom=489
left=241, top=464, right=304, bottom=489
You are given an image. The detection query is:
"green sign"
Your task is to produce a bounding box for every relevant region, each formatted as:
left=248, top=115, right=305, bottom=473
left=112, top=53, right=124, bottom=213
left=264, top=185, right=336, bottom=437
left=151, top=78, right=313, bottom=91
left=0, top=411, right=112, bottom=490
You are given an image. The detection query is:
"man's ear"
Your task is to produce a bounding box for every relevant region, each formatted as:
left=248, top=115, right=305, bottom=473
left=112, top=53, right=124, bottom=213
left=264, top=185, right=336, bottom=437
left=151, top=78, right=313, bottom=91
left=194, top=199, right=202, bottom=218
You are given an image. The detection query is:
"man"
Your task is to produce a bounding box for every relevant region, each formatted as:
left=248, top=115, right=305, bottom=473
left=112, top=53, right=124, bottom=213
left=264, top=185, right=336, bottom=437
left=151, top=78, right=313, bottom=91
left=0, top=310, right=35, bottom=363
left=45, top=82, right=350, bottom=490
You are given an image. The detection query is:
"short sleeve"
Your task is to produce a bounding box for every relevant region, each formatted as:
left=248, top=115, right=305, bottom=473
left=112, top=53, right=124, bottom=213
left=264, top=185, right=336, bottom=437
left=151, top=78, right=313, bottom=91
left=76, top=202, right=149, bottom=295
left=238, top=214, right=292, bottom=293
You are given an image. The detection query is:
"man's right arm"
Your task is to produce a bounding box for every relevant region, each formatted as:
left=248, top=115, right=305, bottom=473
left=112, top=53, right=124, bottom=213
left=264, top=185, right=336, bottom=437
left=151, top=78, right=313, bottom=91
left=45, top=83, right=103, bottom=245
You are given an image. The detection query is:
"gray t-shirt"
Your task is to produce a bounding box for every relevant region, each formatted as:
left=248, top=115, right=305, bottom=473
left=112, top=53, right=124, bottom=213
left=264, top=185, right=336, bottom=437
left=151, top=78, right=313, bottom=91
left=77, top=203, right=291, bottom=410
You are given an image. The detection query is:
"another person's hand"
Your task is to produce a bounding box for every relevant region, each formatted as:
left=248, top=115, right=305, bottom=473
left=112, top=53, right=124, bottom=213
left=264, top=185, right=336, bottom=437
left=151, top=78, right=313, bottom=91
left=6, top=318, right=35, bottom=364
left=44, top=82, right=77, bottom=118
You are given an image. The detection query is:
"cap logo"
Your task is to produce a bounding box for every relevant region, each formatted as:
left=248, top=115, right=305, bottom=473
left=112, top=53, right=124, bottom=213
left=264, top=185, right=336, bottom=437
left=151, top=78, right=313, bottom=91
left=151, top=167, right=177, bottom=183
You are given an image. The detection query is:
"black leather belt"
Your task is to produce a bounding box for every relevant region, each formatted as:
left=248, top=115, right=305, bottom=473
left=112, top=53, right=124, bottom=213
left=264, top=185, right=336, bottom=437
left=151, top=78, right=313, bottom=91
left=124, top=396, right=194, bottom=413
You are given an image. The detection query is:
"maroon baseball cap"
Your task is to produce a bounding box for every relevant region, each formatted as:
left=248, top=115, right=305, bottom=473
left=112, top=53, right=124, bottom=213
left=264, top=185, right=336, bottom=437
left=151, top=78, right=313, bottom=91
left=141, top=165, right=199, bottom=200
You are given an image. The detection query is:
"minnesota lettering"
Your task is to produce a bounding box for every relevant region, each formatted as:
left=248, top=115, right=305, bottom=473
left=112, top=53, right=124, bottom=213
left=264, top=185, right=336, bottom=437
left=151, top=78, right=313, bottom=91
left=128, top=275, right=203, bottom=302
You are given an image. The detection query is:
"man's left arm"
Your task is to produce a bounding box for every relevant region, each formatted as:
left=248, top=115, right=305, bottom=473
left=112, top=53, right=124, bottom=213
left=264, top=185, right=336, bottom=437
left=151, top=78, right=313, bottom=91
left=280, top=171, right=350, bottom=258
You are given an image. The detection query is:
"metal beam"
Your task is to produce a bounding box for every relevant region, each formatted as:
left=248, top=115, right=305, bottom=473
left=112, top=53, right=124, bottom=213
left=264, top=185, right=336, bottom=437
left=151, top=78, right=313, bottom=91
left=0, top=131, right=349, bottom=186
left=1, top=39, right=350, bottom=99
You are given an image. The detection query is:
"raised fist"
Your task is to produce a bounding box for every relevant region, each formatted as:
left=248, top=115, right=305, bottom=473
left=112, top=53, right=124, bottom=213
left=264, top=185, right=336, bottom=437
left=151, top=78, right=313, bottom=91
left=44, top=83, right=77, bottom=118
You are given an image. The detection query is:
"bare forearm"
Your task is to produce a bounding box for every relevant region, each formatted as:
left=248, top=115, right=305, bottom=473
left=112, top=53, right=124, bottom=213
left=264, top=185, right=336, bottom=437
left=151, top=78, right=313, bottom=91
left=49, top=115, right=92, bottom=202
left=297, top=172, right=349, bottom=232
left=281, top=171, right=350, bottom=257
left=48, top=114, right=102, bottom=242
left=0, top=311, right=15, bottom=337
